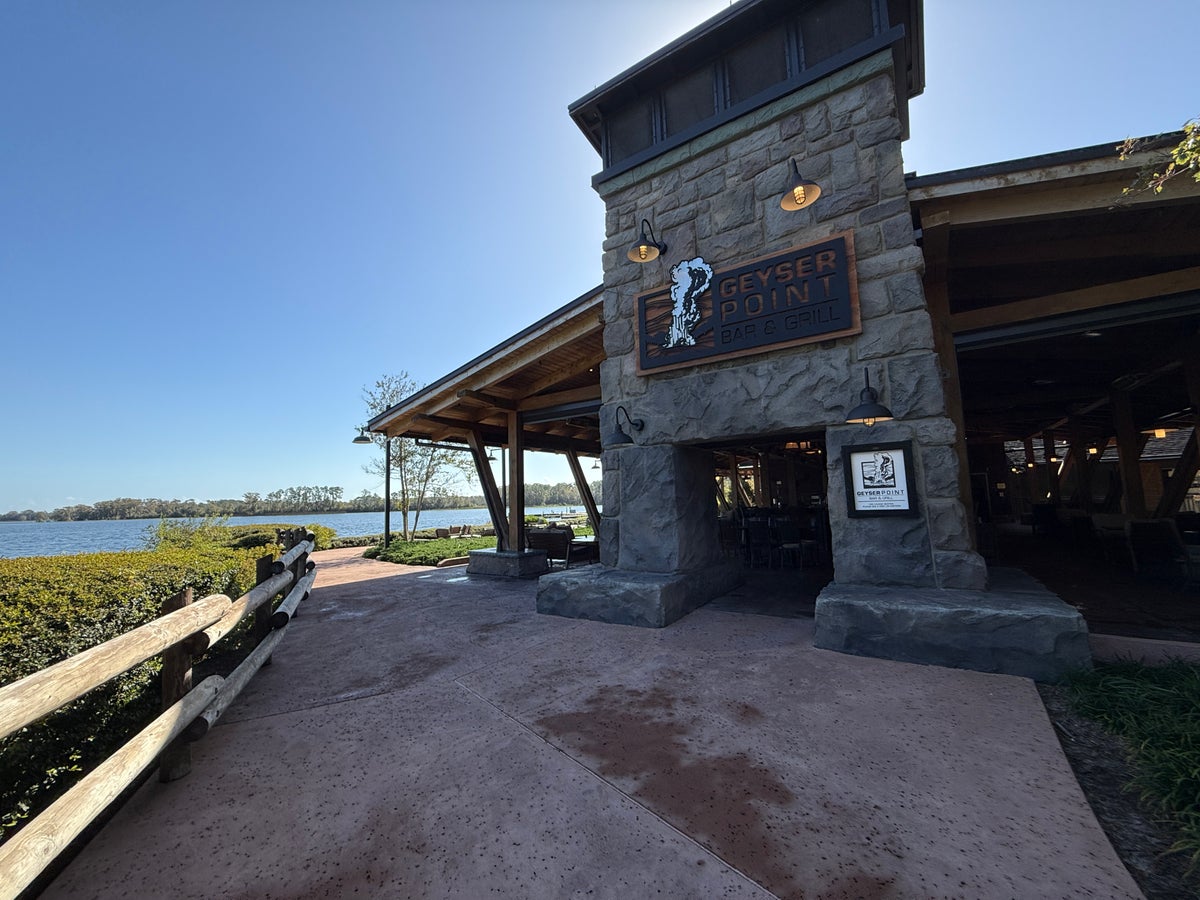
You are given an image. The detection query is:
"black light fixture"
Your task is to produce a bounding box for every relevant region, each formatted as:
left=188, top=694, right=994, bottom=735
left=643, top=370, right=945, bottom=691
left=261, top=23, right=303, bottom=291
left=352, top=427, right=372, bottom=444
left=627, top=218, right=667, bottom=263
left=487, top=449, right=497, bottom=462
left=779, top=158, right=822, bottom=211
left=845, top=369, right=894, bottom=427
left=592, top=457, right=601, bottom=470
left=606, top=405, right=645, bottom=446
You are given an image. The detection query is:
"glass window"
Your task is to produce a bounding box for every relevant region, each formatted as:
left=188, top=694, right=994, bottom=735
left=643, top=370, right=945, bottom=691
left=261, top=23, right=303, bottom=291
left=727, top=25, right=788, bottom=106
left=605, top=98, right=654, bottom=163
left=663, top=65, right=716, bottom=138
left=800, top=0, right=875, bottom=69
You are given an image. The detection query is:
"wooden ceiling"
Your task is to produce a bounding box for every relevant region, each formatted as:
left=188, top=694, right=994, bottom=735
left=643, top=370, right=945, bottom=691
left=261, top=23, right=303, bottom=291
left=911, top=145, right=1200, bottom=446
left=368, top=288, right=604, bottom=455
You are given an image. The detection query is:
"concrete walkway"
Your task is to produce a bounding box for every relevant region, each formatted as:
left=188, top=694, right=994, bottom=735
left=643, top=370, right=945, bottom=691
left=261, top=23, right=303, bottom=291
left=43, top=549, right=1142, bottom=899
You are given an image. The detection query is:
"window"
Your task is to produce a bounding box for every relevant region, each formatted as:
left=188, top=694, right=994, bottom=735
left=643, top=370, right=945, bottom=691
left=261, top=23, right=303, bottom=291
left=663, top=65, right=717, bottom=138
left=727, top=25, right=789, bottom=106
left=799, top=0, right=875, bottom=68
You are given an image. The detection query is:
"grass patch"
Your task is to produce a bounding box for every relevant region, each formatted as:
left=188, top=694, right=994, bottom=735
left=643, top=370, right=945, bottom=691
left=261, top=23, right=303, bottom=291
left=366, top=537, right=495, bottom=567
left=1066, top=659, right=1200, bottom=871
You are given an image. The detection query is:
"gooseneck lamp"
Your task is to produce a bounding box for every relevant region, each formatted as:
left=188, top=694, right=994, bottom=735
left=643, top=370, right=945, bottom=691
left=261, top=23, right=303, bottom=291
left=779, top=158, right=821, bottom=211
left=627, top=218, right=667, bottom=263
left=607, top=405, right=645, bottom=446
left=845, top=369, right=894, bottom=427
left=352, top=427, right=372, bottom=444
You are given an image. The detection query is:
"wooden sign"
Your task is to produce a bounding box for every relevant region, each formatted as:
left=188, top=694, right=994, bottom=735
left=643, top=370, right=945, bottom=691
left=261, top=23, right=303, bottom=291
left=636, top=231, right=860, bottom=373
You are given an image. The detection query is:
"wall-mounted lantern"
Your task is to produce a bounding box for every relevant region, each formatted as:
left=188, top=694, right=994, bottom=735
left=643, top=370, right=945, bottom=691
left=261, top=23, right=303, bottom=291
left=845, top=369, right=894, bottom=427
left=627, top=218, right=667, bottom=263
left=606, top=405, right=645, bottom=446
left=779, top=158, right=822, bottom=211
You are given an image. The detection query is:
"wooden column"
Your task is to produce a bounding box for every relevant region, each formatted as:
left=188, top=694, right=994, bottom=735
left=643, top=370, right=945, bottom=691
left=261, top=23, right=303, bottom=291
left=922, top=210, right=977, bottom=544
left=507, top=411, right=525, bottom=553
left=566, top=451, right=601, bottom=536
left=1153, top=356, right=1200, bottom=517
left=1112, top=388, right=1148, bottom=518
left=1067, top=418, right=1094, bottom=514
left=1042, top=431, right=1061, bottom=505
left=158, top=588, right=193, bottom=782
left=467, top=430, right=509, bottom=549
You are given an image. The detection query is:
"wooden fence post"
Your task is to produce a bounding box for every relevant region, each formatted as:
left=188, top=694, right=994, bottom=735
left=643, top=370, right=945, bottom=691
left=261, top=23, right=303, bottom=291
left=159, top=588, right=193, bottom=782
left=253, top=554, right=275, bottom=665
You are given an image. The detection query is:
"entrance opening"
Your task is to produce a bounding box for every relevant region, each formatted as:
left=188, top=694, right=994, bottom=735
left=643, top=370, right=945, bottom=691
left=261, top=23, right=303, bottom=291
left=956, top=303, right=1200, bottom=641
left=703, top=432, right=833, bottom=618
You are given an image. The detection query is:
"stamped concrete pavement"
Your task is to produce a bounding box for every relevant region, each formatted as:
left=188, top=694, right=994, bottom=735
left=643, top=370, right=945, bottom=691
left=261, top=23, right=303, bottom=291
left=42, top=548, right=1141, bottom=899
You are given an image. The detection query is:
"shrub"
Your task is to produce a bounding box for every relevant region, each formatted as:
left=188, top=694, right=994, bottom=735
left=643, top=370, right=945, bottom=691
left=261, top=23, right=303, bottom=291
left=372, top=537, right=493, bottom=567
left=149, top=519, right=336, bottom=553
left=0, top=547, right=265, bottom=843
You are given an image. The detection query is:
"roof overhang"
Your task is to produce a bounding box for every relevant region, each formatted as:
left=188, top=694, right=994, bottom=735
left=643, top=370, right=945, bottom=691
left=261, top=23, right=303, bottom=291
left=367, top=287, right=605, bottom=455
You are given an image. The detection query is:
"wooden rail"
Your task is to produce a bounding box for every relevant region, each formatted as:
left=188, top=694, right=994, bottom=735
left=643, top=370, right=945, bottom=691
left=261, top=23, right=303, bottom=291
left=0, top=528, right=317, bottom=900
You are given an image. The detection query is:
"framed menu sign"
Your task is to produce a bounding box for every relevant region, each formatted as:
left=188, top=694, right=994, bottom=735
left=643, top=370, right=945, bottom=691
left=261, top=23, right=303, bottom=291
left=842, top=441, right=917, bottom=518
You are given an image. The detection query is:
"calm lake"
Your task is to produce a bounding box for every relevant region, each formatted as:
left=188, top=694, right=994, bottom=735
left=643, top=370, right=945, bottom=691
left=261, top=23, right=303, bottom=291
left=0, top=507, right=588, bottom=559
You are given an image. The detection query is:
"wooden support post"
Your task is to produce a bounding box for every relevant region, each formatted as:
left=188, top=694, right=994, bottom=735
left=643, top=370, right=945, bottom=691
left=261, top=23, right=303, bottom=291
left=1153, top=356, right=1200, bottom=517
left=922, top=210, right=977, bottom=545
left=467, top=429, right=509, bottom=550
left=566, top=450, right=601, bottom=536
left=1112, top=388, right=1148, bottom=518
left=1068, top=418, right=1093, bottom=514
left=158, top=588, right=193, bottom=782
left=1042, top=431, right=1061, bottom=505
left=507, top=411, right=525, bottom=553
left=253, top=554, right=275, bottom=666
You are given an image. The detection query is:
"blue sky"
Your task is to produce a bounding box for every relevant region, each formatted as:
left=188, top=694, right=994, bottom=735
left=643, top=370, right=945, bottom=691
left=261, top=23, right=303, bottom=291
left=2, top=1, right=1196, bottom=512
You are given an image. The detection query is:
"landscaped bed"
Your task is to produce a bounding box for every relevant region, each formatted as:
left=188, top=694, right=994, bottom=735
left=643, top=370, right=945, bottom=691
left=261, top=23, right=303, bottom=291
left=1041, top=659, right=1200, bottom=899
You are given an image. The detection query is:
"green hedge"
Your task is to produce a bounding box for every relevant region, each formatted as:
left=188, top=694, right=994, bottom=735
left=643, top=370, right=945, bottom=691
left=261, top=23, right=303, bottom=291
left=0, top=547, right=266, bottom=843
left=148, top=519, right=336, bottom=553
left=366, top=537, right=494, bottom=566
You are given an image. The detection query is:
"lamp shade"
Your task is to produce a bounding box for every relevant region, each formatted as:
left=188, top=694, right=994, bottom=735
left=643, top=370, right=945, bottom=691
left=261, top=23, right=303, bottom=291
left=627, top=218, right=666, bottom=263
left=845, top=370, right=894, bottom=427
left=352, top=428, right=372, bottom=444
left=605, top=405, right=645, bottom=446
left=780, top=158, right=821, bottom=211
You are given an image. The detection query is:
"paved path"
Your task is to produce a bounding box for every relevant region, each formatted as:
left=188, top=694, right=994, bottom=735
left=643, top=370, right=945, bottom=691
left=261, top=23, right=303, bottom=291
left=44, top=549, right=1142, bottom=899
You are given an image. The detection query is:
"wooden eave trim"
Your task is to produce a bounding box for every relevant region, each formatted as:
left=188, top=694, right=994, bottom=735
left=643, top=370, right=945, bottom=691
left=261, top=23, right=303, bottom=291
left=371, top=296, right=603, bottom=434
left=950, top=266, right=1200, bottom=335
left=519, top=385, right=602, bottom=412
left=908, top=154, right=1143, bottom=203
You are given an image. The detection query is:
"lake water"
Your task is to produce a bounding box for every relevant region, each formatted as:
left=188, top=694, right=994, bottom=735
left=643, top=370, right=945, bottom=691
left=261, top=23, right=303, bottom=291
left=0, top=507, right=589, bottom=559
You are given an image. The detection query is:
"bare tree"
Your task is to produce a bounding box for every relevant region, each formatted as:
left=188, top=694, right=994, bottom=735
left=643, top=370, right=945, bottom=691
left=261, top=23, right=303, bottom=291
left=361, top=374, right=476, bottom=541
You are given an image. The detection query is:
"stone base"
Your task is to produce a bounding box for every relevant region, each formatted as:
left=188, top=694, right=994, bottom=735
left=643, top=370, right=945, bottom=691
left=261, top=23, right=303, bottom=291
left=466, top=549, right=547, bottom=578
left=536, top=562, right=742, bottom=628
left=813, top=569, right=1092, bottom=682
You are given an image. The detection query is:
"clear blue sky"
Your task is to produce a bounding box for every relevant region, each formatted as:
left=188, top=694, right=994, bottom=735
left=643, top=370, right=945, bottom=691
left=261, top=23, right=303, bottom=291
left=2, top=1, right=1195, bottom=512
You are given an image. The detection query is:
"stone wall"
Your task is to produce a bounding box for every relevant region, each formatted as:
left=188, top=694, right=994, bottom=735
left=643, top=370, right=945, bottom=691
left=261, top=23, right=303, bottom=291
left=595, top=51, right=986, bottom=591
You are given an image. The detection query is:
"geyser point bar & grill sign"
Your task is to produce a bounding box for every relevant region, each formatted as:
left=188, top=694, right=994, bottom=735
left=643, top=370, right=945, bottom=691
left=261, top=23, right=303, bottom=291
left=636, top=231, right=860, bottom=374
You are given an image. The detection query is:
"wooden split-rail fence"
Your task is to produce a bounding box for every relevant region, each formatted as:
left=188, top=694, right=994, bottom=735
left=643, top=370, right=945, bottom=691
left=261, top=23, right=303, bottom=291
left=0, top=529, right=319, bottom=900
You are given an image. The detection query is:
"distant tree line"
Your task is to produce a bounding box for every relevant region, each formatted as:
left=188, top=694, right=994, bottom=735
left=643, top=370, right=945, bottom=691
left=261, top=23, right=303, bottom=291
left=0, top=481, right=601, bottom=523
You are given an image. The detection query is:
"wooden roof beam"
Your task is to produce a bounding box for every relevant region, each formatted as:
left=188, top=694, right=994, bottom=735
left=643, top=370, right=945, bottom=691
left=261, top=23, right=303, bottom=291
left=456, top=389, right=516, bottom=410
left=950, top=266, right=1200, bottom=334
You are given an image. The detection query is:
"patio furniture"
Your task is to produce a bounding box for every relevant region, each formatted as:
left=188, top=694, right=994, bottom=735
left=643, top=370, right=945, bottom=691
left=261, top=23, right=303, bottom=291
left=1125, top=519, right=1200, bottom=587
left=526, top=527, right=597, bottom=569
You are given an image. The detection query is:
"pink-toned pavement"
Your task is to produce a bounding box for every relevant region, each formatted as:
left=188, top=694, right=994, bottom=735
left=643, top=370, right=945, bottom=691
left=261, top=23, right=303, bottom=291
left=42, top=548, right=1142, bottom=899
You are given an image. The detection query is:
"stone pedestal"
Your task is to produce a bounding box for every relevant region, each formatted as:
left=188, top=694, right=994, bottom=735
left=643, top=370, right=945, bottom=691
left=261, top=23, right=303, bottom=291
left=466, top=549, right=547, bottom=578
left=813, top=570, right=1092, bottom=682
left=537, top=562, right=742, bottom=628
